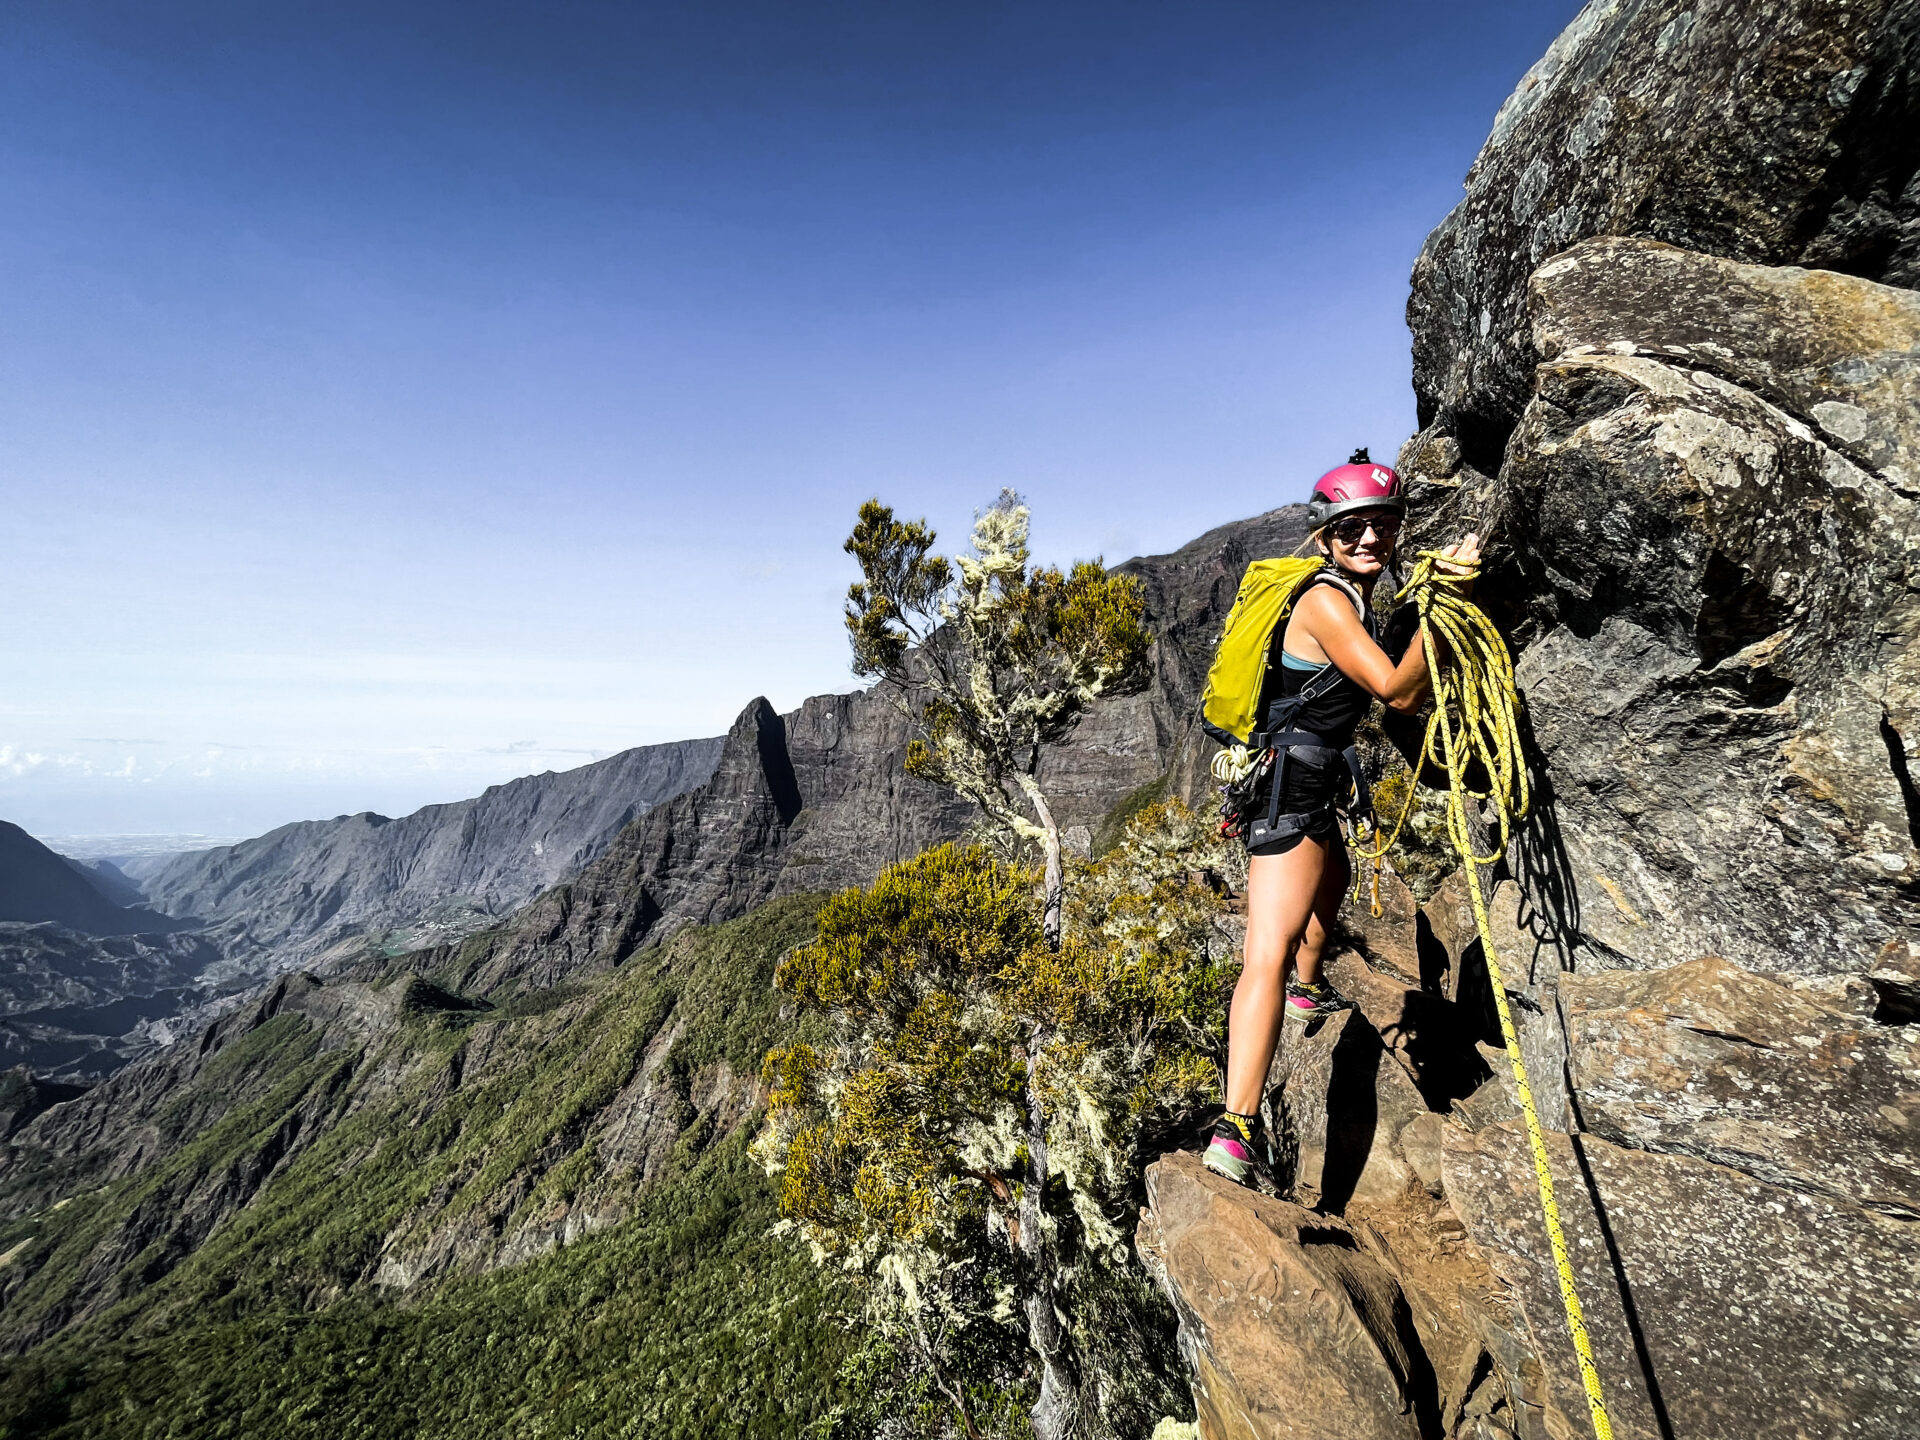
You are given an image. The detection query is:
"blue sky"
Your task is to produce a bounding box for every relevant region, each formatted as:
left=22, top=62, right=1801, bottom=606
left=0, top=0, right=1580, bottom=838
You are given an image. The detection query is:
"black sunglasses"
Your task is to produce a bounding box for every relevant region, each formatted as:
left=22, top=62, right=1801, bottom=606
left=1326, top=513, right=1402, bottom=545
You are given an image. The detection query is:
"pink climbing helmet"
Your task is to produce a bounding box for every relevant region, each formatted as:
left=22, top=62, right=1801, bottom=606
left=1307, top=448, right=1405, bottom=530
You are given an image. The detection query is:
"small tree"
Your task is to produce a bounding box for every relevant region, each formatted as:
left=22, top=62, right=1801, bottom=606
left=758, top=802, right=1238, bottom=1440
left=843, top=492, right=1151, bottom=947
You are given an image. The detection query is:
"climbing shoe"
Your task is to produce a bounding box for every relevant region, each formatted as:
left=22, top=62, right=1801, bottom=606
left=1202, top=1110, right=1266, bottom=1187
left=1284, top=975, right=1354, bottom=1022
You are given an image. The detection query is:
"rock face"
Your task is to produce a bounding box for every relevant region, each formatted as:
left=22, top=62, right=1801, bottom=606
left=1446, top=1121, right=1919, bottom=1440
left=1498, top=237, right=1920, bottom=974
left=0, top=1069, right=85, bottom=1142
left=1562, top=956, right=1916, bottom=1216
left=1437, top=948, right=1920, bottom=1440
left=1407, top=0, right=1920, bottom=478
left=126, top=735, right=727, bottom=978
left=439, top=697, right=924, bottom=994
left=1146, top=941, right=1920, bottom=1440
left=1143, top=6, right=1920, bottom=1439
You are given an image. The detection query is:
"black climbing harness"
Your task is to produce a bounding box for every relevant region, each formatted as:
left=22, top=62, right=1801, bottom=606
left=1218, top=661, right=1373, bottom=848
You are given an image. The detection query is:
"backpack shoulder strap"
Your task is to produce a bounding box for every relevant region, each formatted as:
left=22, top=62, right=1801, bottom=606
left=1274, top=571, right=1380, bottom=716
left=1295, top=654, right=1351, bottom=703
left=1299, top=569, right=1369, bottom=628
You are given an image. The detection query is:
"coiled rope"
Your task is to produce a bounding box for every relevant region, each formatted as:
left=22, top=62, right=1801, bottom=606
left=1354, top=549, right=1615, bottom=1440
left=1211, top=743, right=1260, bottom=786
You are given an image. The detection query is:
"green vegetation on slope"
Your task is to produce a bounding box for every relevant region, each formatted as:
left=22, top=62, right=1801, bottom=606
left=0, top=1133, right=851, bottom=1440
left=1091, top=773, right=1169, bottom=858
left=0, top=896, right=859, bottom=1439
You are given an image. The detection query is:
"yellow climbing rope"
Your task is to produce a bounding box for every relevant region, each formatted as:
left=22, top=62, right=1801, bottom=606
left=1354, top=549, right=1615, bottom=1440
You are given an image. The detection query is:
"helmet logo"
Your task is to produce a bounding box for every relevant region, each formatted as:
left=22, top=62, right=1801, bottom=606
left=1373, top=469, right=1391, bottom=485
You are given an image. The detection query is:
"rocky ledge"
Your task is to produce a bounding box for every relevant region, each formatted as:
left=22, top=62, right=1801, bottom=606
left=1142, top=877, right=1919, bottom=1440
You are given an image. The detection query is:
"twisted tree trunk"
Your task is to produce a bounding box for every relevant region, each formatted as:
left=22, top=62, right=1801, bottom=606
left=1019, top=1029, right=1078, bottom=1440
left=1016, top=775, right=1066, bottom=950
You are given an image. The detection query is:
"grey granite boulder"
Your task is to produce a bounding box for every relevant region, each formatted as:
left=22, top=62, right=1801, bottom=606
left=1484, top=237, right=1920, bottom=975
left=1443, top=1118, right=1920, bottom=1440
left=1562, top=955, right=1919, bottom=1216
left=1407, top=0, right=1920, bottom=476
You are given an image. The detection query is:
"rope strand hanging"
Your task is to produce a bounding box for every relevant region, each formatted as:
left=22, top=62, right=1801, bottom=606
left=1354, top=548, right=1615, bottom=1440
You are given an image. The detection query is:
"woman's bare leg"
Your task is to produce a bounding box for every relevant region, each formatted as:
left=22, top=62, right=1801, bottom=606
left=1225, top=832, right=1335, bottom=1115
left=1291, top=838, right=1350, bottom=987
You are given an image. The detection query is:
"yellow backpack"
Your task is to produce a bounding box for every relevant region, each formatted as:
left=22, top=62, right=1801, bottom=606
left=1199, top=557, right=1342, bottom=746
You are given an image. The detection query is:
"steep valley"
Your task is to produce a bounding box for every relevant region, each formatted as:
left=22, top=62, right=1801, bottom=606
left=0, top=899, right=853, bottom=1439
left=1, top=738, right=726, bottom=1083
left=0, top=823, right=221, bottom=1082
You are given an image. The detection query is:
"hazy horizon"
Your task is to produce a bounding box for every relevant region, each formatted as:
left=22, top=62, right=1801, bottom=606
left=2, top=1, right=1580, bottom=839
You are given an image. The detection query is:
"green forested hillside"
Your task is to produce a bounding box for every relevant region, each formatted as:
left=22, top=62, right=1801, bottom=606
left=0, top=897, right=862, bottom=1439
left=1, top=1134, right=850, bottom=1440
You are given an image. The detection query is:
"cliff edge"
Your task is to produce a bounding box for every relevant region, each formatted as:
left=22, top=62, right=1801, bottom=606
left=1143, top=4, right=1920, bottom=1438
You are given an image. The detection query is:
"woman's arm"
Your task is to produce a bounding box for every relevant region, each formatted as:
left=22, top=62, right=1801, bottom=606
left=1290, top=587, right=1431, bottom=712
left=1286, top=536, right=1481, bottom=713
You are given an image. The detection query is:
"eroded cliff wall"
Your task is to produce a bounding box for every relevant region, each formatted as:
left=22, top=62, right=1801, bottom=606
left=126, top=736, right=729, bottom=975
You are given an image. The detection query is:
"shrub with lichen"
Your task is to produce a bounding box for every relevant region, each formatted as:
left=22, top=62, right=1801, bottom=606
left=758, top=801, right=1234, bottom=1440
left=843, top=492, right=1151, bottom=948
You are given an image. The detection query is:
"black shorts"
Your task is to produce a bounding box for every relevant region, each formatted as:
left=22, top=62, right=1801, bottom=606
left=1245, top=807, right=1342, bottom=857
left=1243, top=747, right=1347, bottom=857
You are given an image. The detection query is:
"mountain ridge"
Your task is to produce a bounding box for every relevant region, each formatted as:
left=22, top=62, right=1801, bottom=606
left=123, top=735, right=727, bottom=983
left=0, top=740, right=726, bottom=1082
left=400, top=504, right=1316, bottom=996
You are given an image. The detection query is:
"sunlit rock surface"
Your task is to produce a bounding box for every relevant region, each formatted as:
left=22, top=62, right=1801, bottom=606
left=1407, top=0, right=1920, bottom=477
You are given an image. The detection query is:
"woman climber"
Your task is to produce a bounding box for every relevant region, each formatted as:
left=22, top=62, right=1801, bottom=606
left=1203, top=452, right=1479, bottom=1187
